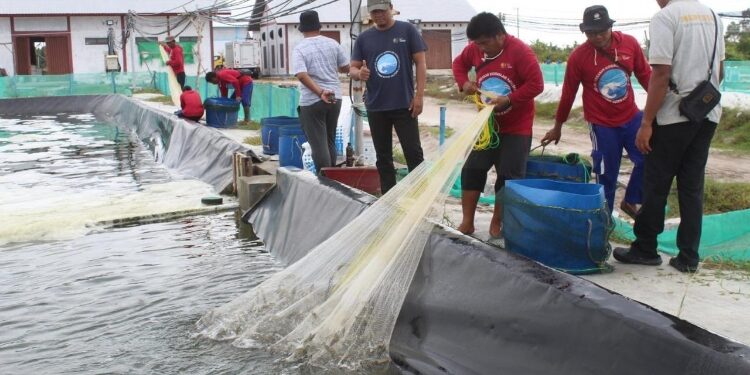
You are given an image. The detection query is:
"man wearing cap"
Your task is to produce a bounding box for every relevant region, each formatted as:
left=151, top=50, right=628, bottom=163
left=293, top=10, right=350, bottom=172
left=541, top=5, right=651, bottom=218
left=205, top=69, right=254, bottom=123
left=452, top=12, right=544, bottom=238
left=613, top=0, right=725, bottom=273
left=350, top=0, right=427, bottom=194
left=160, top=36, right=186, bottom=90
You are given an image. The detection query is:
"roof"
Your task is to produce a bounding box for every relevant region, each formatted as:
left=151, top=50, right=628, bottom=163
left=0, top=0, right=225, bottom=15
left=261, top=0, right=476, bottom=24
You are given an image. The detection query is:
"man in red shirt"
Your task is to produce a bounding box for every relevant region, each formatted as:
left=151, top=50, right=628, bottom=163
left=175, top=86, right=204, bottom=122
left=541, top=5, right=651, bottom=218
left=160, top=36, right=185, bottom=90
left=453, top=12, right=544, bottom=238
left=205, top=69, right=254, bottom=123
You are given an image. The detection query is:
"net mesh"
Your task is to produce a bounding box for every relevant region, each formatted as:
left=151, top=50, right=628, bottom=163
left=195, top=106, right=496, bottom=372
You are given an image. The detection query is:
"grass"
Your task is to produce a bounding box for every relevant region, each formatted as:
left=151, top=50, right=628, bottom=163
left=145, top=95, right=175, bottom=104
left=236, top=120, right=261, bottom=131
left=424, top=75, right=467, bottom=102
left=420, top=124, right=455, bottom=139
left=665, top=179, right=750, bottom=218
left=712, top=107, right=750, bottom=152
left=393, top=148, right=407, bottom=165
left=534, top=101, right=585, bottom=127
left=132, top=87, right=162, bottom=94
left=243, top=135, right=262, bottom=146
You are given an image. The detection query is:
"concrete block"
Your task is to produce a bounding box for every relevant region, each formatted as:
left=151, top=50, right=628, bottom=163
left=238, top=175, right=277, bottom=212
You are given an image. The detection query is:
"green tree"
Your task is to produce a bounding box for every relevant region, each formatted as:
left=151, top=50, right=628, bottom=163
left=725, top=9, right=750, bottom=60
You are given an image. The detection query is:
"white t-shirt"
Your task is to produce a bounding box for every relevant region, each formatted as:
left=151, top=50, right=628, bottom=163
left=648, top=0, right=725, bottom=125
left=292, top=35, right=349, bottom=106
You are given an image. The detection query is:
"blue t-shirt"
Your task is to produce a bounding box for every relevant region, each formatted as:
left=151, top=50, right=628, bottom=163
left=352, top=21, right=427, bottom=112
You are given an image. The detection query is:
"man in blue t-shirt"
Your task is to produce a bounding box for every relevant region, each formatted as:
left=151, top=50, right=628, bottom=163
left=351, top=0, right=427, bottom=194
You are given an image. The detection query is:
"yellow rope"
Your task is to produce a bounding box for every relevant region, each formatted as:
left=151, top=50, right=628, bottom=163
left=470, top=91, right=501, bottom=151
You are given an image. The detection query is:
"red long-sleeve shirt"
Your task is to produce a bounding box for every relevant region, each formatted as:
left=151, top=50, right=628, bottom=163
left=453, top=35, right=544, bottom=136
left=216, top=69, right=253, bottom=98
left=555, top=31, right=651, bottom=127
left=180, top=89, right=204, bottom=117
left=163, top=44, right=185, bottom=74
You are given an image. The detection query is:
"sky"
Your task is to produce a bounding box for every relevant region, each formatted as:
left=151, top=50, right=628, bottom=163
left=465, top=0, right=744, bottom=46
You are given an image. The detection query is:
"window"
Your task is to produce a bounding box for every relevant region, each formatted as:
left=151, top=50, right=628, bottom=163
left=261, top=32, right=266, bottom=41
left=271, top=45, right=276, bottom=68
left=263, top=46, right=268, bottom=69
left=135, top=37, right=157, bottom=43
left=179, top=36, right=198, bottom=42
left=278, top=28, right=283, bottom=38
left=279, top=43, right=284, bottom=68
left=270, top=30, right=274, bottom=40
left=85, top=38, right=109, bottom=45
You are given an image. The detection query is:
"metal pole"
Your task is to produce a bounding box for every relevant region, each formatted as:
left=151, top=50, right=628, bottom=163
left=516, top=8, right=520, bottom=38
left=350, top=0, right=364, bottom=156
left=439, top=105, right=446, bottom=146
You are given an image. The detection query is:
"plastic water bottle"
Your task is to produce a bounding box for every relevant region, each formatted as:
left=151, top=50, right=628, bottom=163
left=335, top=125, right=344, bottom=156
left=301, top=142, right=316, bottom=174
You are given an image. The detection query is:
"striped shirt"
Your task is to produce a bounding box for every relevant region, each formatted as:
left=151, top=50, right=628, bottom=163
left=292, top=35, right=348, bottom=106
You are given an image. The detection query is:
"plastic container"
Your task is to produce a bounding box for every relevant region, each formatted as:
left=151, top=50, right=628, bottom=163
left=204, top=97, right=240, bottom=128
left=301, top=142, right=316, bottom=174
left=261, top=116, right=300, bottom=155
left=320, top=167, right=381, bottom=195
left=278, top=126, right=307, bottom=168
left=502, top=179, right=612, bottom=274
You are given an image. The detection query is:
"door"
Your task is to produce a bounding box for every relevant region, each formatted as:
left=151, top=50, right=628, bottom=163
left=422, top=30, right=452, bottom=69
left=45, top=36, right=73, bottom=74
left=320, top=31, right=341, bottom=44
left=13, top=36, right=31, bottom=75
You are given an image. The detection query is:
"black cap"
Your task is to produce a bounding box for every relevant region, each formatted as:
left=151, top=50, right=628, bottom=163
left=298, top=10, right=321, bottom=32
left=579, top=5, right=615, bottom=33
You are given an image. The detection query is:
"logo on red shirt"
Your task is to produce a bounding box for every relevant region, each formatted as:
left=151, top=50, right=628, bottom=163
left=479, top=72, right=516, bottom=114
left=595, top=65, right=629, bottom=104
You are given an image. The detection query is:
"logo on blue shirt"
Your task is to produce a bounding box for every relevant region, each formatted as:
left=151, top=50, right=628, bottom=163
left=597, top=67, right=629, bottom=103
left=375, top=51, right=400, bottom=78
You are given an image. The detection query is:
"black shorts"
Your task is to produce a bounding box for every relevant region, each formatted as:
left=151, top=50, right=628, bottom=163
left=461, top=134, right=531, bottom=192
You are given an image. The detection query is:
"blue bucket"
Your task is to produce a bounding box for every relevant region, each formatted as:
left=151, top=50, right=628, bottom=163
left=278, top=126, right=307, bottom=168
left=204, top=97, right=240, bottom=128
left=261, top=116, right=300, bottom=155
left=502, top=179, right=612, bottom=274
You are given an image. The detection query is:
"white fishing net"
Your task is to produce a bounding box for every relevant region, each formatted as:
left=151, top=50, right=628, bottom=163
left=196, top=106, right=495, bottom=372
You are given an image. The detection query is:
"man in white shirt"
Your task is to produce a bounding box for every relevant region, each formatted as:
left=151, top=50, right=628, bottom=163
left=613, top=0, right=725, bottom=273
left=293, top=10, right=350, bottom=172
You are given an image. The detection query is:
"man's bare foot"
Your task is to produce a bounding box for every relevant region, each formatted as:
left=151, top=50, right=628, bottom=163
left=458, top=222, right=475, bottom=235
left=489, top=222, right=502, bottom=239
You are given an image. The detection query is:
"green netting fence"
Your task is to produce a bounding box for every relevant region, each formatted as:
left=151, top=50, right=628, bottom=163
left=0, top=72, right=153, bottom=98
left=540, top=61, right=750, bottom=93
left=613, top=209, right=750, bottom=262
left=153, top=72, right=300, bottom=121
left=136, top=41, right=196, bottom=65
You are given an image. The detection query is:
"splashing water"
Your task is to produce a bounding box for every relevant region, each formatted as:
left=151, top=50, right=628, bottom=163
left=196, top=106, right=495, bottom=372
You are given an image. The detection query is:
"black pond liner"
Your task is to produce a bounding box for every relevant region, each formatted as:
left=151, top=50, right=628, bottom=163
left=246, top=168, right=750, bottom=375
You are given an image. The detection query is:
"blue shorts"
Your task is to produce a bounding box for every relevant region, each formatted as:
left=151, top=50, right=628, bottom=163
left=230, top=83, right=253, bottom=107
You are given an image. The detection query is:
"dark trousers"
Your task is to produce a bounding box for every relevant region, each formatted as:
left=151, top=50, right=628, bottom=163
left=631, top=120, right=716, bottom=265
left=299, top=99, right=342, bottom=173
left=176, top=72, right=186, bottom=90
left=367, top=109, right=424, bottom=193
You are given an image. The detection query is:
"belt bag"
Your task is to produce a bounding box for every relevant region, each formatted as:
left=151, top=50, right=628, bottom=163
left=678, top=80, right=721, bottom=123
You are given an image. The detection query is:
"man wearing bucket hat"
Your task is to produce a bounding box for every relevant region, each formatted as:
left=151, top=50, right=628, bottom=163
left=160, top=35, right=186, bottom=90
left=350, top=0, right=427, bottom=194
left=293, top=10, right=350, bottom=173
left=541, top=5, right=651, bottom=219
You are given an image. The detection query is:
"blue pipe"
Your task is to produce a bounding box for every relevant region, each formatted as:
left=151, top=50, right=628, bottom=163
left=439, top=105, right=447, bottom=146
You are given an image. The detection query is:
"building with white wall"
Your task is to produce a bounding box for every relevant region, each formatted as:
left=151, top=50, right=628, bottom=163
left=0, top=0, right=222, bottom=76
left=254, top=0, right=476, bottom=76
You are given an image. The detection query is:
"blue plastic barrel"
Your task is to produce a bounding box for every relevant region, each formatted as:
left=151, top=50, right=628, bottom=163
left=502, top=179, right=612, bottom=274
left=261, top=116, right=300, bottom=155
left=278, top=126, right=307, bottom=168
left=526, top=155, right=590, bottom=183
left=204, top=98, right=240, bottom=128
